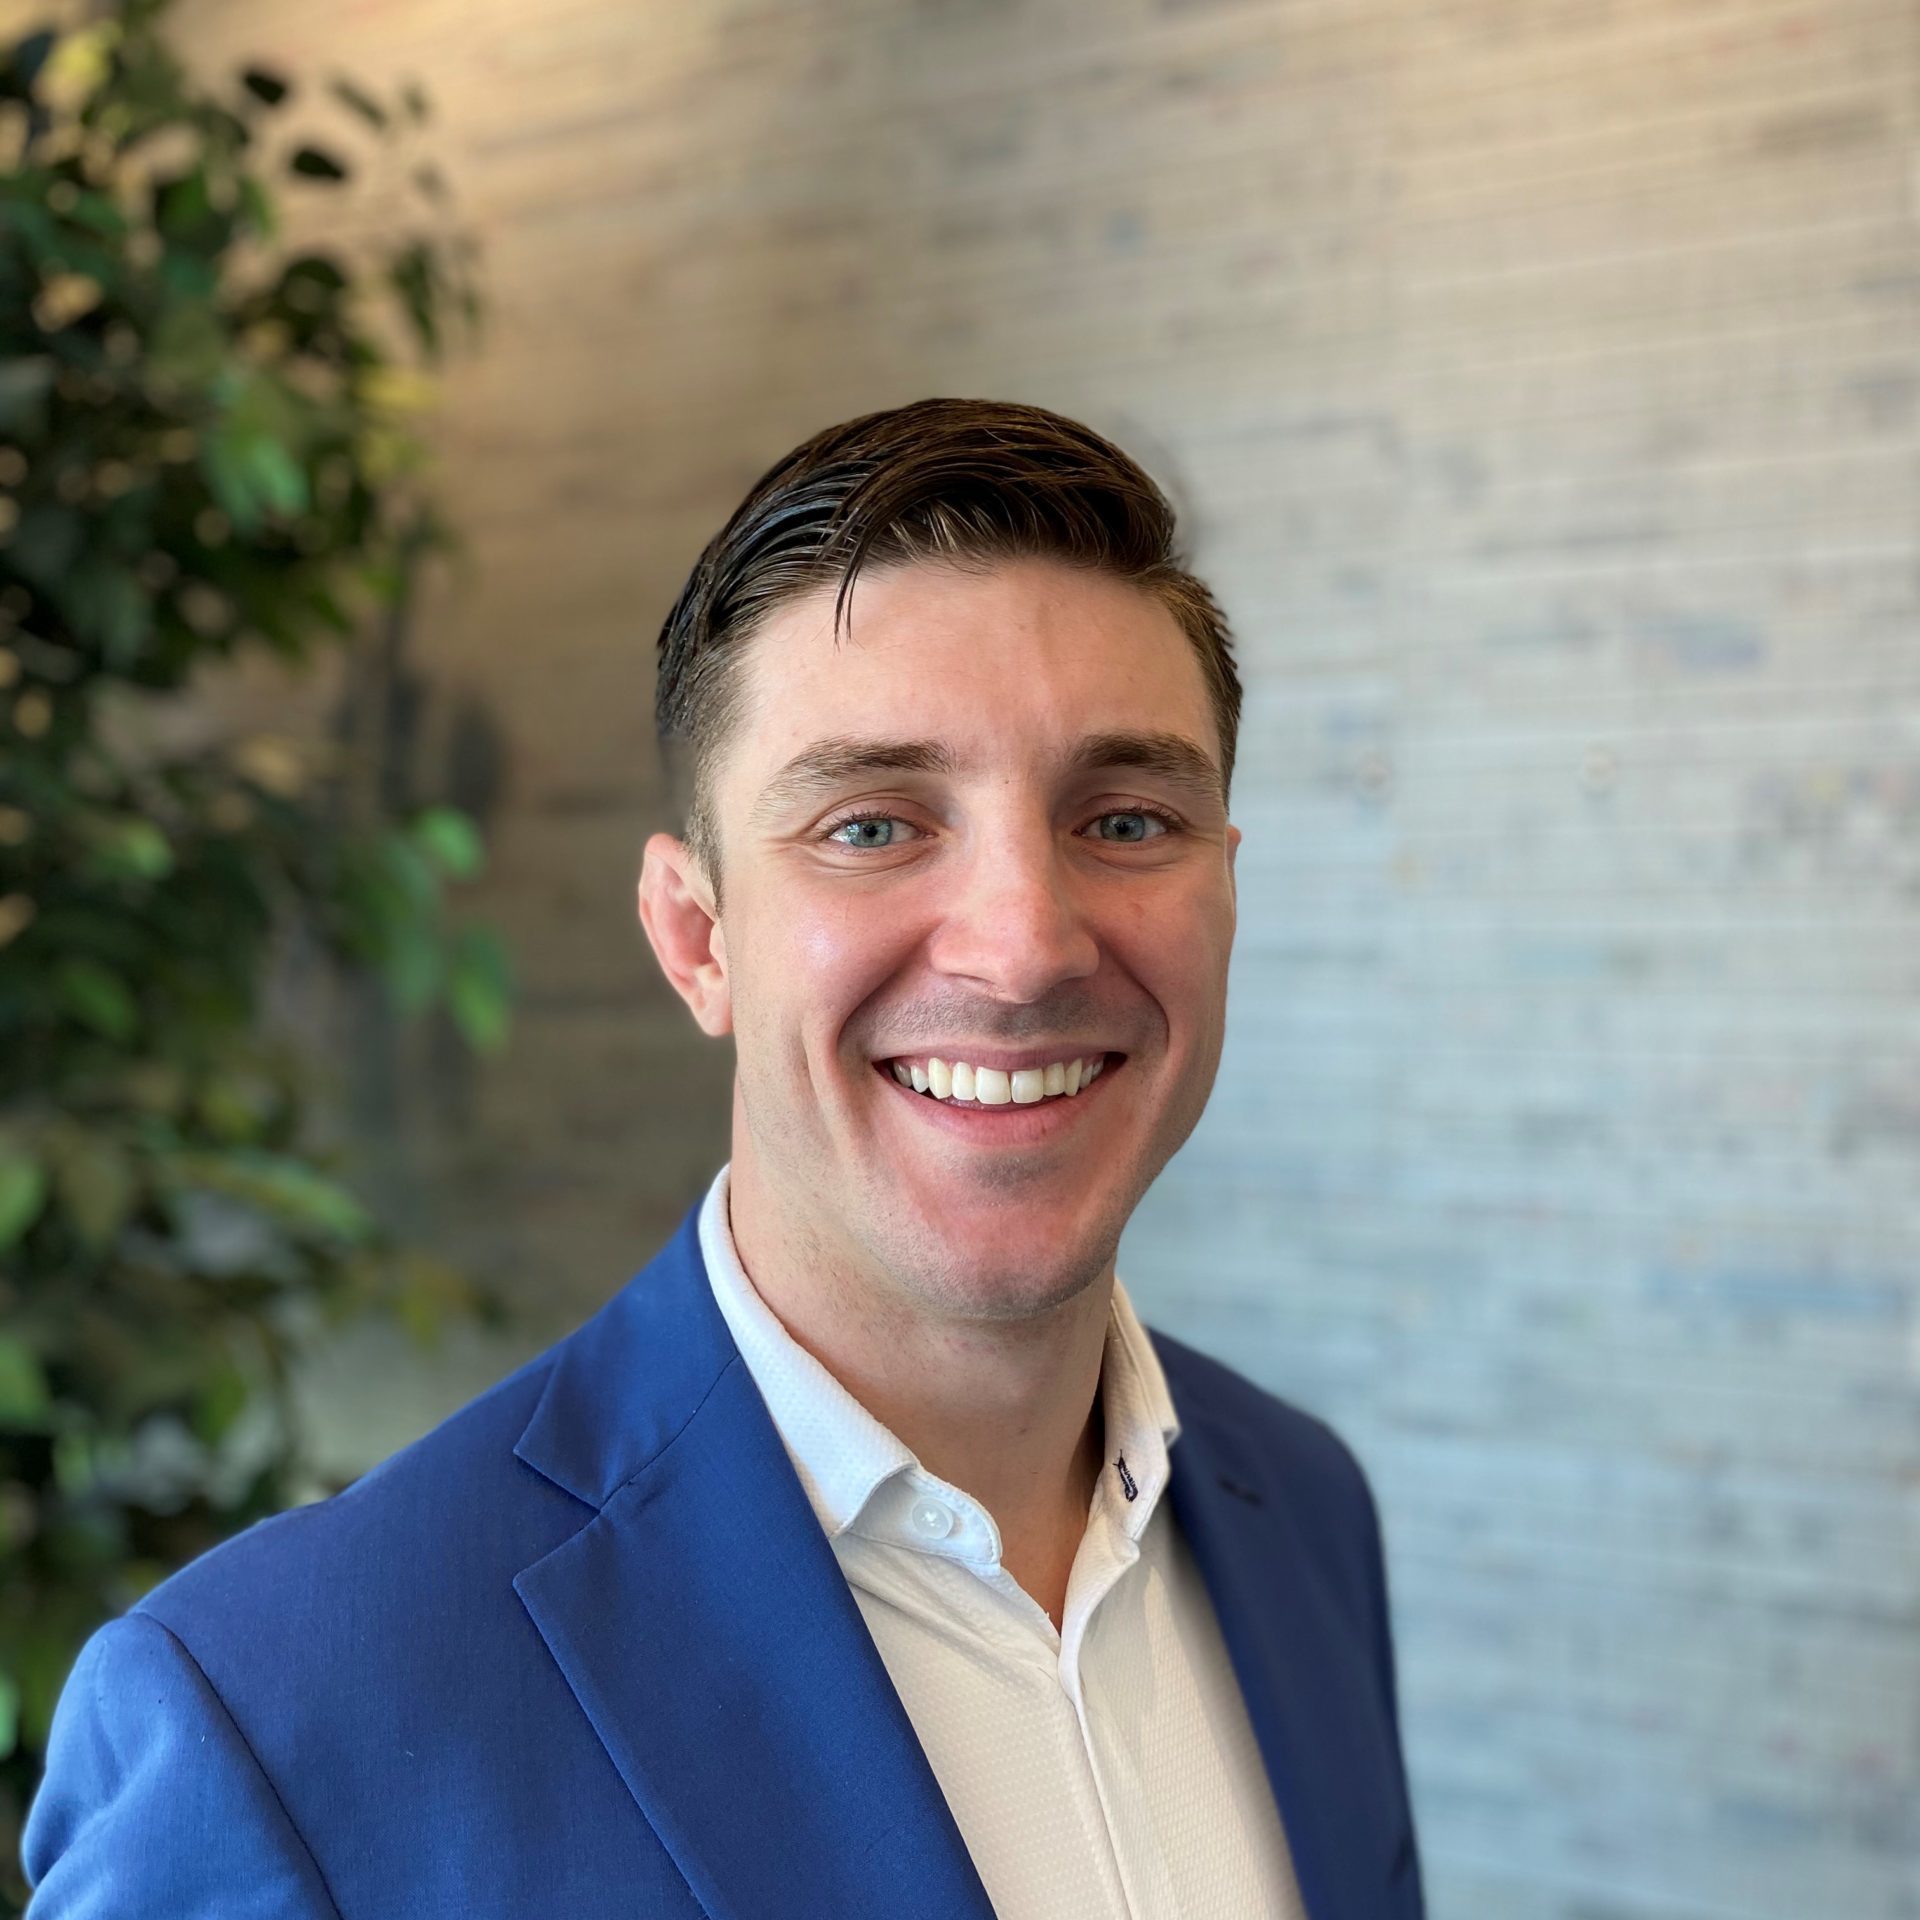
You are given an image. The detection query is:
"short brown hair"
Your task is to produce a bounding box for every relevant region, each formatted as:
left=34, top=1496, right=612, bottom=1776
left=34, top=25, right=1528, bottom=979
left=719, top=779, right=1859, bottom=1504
left=653, top=397, right=1241, bottom=889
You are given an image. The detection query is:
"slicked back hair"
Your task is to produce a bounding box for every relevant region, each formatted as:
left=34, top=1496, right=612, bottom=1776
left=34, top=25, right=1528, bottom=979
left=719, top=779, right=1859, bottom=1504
left=652, top=397, right=1242, bottom=900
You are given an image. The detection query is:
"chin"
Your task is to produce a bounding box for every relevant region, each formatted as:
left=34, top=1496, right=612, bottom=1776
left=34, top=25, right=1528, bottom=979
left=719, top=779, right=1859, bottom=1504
left=923, top=1254, right=1107, bottom=1324
left=865, top=1185, right=1124, bottom=1322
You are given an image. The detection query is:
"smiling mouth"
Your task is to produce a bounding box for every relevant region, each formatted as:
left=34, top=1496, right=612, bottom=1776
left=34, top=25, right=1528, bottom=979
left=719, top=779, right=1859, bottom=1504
left=875, top=1052, right=1116, bottom=1108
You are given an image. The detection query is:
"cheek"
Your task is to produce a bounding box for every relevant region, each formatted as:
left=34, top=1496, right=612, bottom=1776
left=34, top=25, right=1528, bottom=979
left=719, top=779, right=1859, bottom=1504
left=765, top=884, right=928, bottom=1041
left=1105, top=875, right=1233, bottom=1028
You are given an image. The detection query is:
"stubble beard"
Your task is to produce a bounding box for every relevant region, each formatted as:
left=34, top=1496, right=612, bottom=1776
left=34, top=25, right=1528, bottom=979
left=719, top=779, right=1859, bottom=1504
left=737, top=1053, right=1136, bottom=1330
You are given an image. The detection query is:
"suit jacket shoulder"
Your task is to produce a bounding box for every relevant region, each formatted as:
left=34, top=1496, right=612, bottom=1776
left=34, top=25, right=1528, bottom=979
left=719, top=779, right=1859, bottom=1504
left=24, top=1267, right=725, bottom=1919
left=1151, top=1325, right=1391, bottom=1591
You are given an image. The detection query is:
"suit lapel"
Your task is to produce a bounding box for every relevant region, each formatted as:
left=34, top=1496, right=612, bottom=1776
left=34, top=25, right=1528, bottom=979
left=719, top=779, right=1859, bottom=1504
left=1165, top=1395, right=1404, bottom=1920
left=512, top=1210, right=995, bottom=1920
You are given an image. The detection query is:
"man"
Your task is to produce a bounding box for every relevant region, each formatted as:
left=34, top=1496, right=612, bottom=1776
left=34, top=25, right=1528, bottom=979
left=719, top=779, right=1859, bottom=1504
left=24, top=399, right=1424, bottom=1918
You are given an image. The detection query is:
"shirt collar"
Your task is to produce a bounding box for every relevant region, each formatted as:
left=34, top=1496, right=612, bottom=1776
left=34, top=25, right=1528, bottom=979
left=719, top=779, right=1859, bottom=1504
left=696, top=1164, right=1181, bottom=1562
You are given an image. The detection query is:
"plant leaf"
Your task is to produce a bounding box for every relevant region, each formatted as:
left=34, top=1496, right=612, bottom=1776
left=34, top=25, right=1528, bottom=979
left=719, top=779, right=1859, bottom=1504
left=0, top=1149, right=49, bottom=1248
left=384, top=920, right=441, bottom=1013
left=240, top=65, right=290, bottom=106
left=386, top=240, right=440, bottom=359
left=411, top=805, right=482, bottom=880
left=0, top=1334, right=51, bottom=1425
left=62, top=188, right=128, bottom=237
left=5, top=28, right=57, bottom=95
left=204, top=368, right=311, bottom=528
left=447, top=925, right=512, bottom=1054
left=238, top=172, right=278, bottom=240
left=172, top=1149, right=374, bottom=1243
left=190, top=1358, right=250, bottom=1445
left=56, top=958, right=139, bottom=1040
left=328, top=75, right=387, bottom=131
left=79, top=813, right=174, bottom=882
left=65, top=565, right=153, bottom=667
left=55, top=1131, right=139, bottom=1251
left=288, top=145, right=348, bottom=182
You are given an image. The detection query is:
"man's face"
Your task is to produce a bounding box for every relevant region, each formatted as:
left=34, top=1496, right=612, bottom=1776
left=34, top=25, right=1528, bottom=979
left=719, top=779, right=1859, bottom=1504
left=650, top=555, right=1239, bottom=1324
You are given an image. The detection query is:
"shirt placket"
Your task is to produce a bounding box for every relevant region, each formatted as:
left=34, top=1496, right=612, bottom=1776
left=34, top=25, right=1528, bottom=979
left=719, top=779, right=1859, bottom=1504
left=838, top=1526, right=1140, bottom=1920
left=1054, top=1495, right=1187, bottom=1920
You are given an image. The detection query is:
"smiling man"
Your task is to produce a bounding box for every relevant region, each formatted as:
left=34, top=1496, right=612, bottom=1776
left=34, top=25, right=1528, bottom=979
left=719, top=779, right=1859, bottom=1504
left=24, top=401, right=1423, bottom=1920
left=641, top=556, right=1243, bottom=1639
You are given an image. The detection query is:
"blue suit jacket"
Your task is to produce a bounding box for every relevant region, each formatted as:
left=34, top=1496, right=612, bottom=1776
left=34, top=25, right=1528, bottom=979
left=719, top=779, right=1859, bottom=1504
left=24, top=1201, right=1424, bottom=1919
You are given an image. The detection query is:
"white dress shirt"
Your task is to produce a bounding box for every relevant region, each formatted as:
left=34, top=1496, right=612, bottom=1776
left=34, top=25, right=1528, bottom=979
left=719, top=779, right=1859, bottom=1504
left=697, top=1166, right=1306, bottom=1920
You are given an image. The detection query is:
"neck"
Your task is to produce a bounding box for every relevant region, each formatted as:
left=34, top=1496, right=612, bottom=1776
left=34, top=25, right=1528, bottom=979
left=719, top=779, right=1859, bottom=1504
left=726, top=1154, right=1112, bottom=1626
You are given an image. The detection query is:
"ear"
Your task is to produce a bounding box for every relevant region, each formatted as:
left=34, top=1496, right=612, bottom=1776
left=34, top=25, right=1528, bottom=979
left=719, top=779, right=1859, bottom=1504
left=637, top=832, right=732, bottom=1036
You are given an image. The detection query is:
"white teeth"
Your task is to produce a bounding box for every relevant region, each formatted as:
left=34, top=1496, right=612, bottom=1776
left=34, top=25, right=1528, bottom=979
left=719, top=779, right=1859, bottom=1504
left=889, top=1053, right=1112, bottom=1106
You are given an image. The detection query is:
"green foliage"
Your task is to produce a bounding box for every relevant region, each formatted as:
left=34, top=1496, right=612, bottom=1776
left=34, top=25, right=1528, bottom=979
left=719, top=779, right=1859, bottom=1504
left=0, top=4, right=505, bottom=1903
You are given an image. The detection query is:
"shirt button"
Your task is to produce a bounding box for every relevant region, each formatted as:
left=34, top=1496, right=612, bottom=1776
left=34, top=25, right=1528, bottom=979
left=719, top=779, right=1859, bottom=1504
left=910, top=1497, right=955, bottom=1540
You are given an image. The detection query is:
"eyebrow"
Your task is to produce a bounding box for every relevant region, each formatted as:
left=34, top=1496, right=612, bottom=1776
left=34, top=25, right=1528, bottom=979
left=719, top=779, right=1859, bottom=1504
left=1067, top=730, right=1225, bottom=802
left=750, top=728, right=1224, bottom=828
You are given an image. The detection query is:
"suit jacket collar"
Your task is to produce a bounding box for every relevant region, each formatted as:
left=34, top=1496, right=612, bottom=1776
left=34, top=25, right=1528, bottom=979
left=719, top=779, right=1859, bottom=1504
left=511, top=1201, right=1380, bottom=1920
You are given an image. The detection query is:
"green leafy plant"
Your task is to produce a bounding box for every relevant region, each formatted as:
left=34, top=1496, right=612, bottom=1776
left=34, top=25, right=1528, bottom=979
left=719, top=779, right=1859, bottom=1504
left=0, top=3, right=507, bottom=1902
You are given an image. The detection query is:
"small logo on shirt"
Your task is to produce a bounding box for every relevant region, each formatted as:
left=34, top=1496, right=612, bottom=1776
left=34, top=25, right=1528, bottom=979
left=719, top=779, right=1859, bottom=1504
left=1114, top=1454, right=1138, bottom=1501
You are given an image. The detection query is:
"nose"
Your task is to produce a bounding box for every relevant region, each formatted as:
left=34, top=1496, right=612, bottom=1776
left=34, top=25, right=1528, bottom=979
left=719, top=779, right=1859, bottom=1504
left=925, top=820, right=1101, bottom=1004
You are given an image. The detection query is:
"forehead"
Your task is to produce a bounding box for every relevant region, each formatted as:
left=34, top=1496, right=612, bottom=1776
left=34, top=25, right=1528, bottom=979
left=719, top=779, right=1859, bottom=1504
left=720, top=557, right=1219, bottom=793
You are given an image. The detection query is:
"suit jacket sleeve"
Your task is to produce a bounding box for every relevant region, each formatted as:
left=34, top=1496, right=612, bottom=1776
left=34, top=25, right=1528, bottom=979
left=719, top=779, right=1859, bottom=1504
left=23, top=1610, right=344, bottom=1920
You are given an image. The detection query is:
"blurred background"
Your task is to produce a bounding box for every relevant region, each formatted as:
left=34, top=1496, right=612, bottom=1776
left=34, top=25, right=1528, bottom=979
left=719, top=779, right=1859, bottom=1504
left=4, top=0, right=1917, bottom=1916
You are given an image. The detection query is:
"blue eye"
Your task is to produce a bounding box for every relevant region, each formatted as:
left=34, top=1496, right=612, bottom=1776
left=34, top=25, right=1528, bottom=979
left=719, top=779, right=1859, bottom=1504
left=828, top=815, right=918, bottom=849
left=1090, top=811, right=1169, bottom=843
